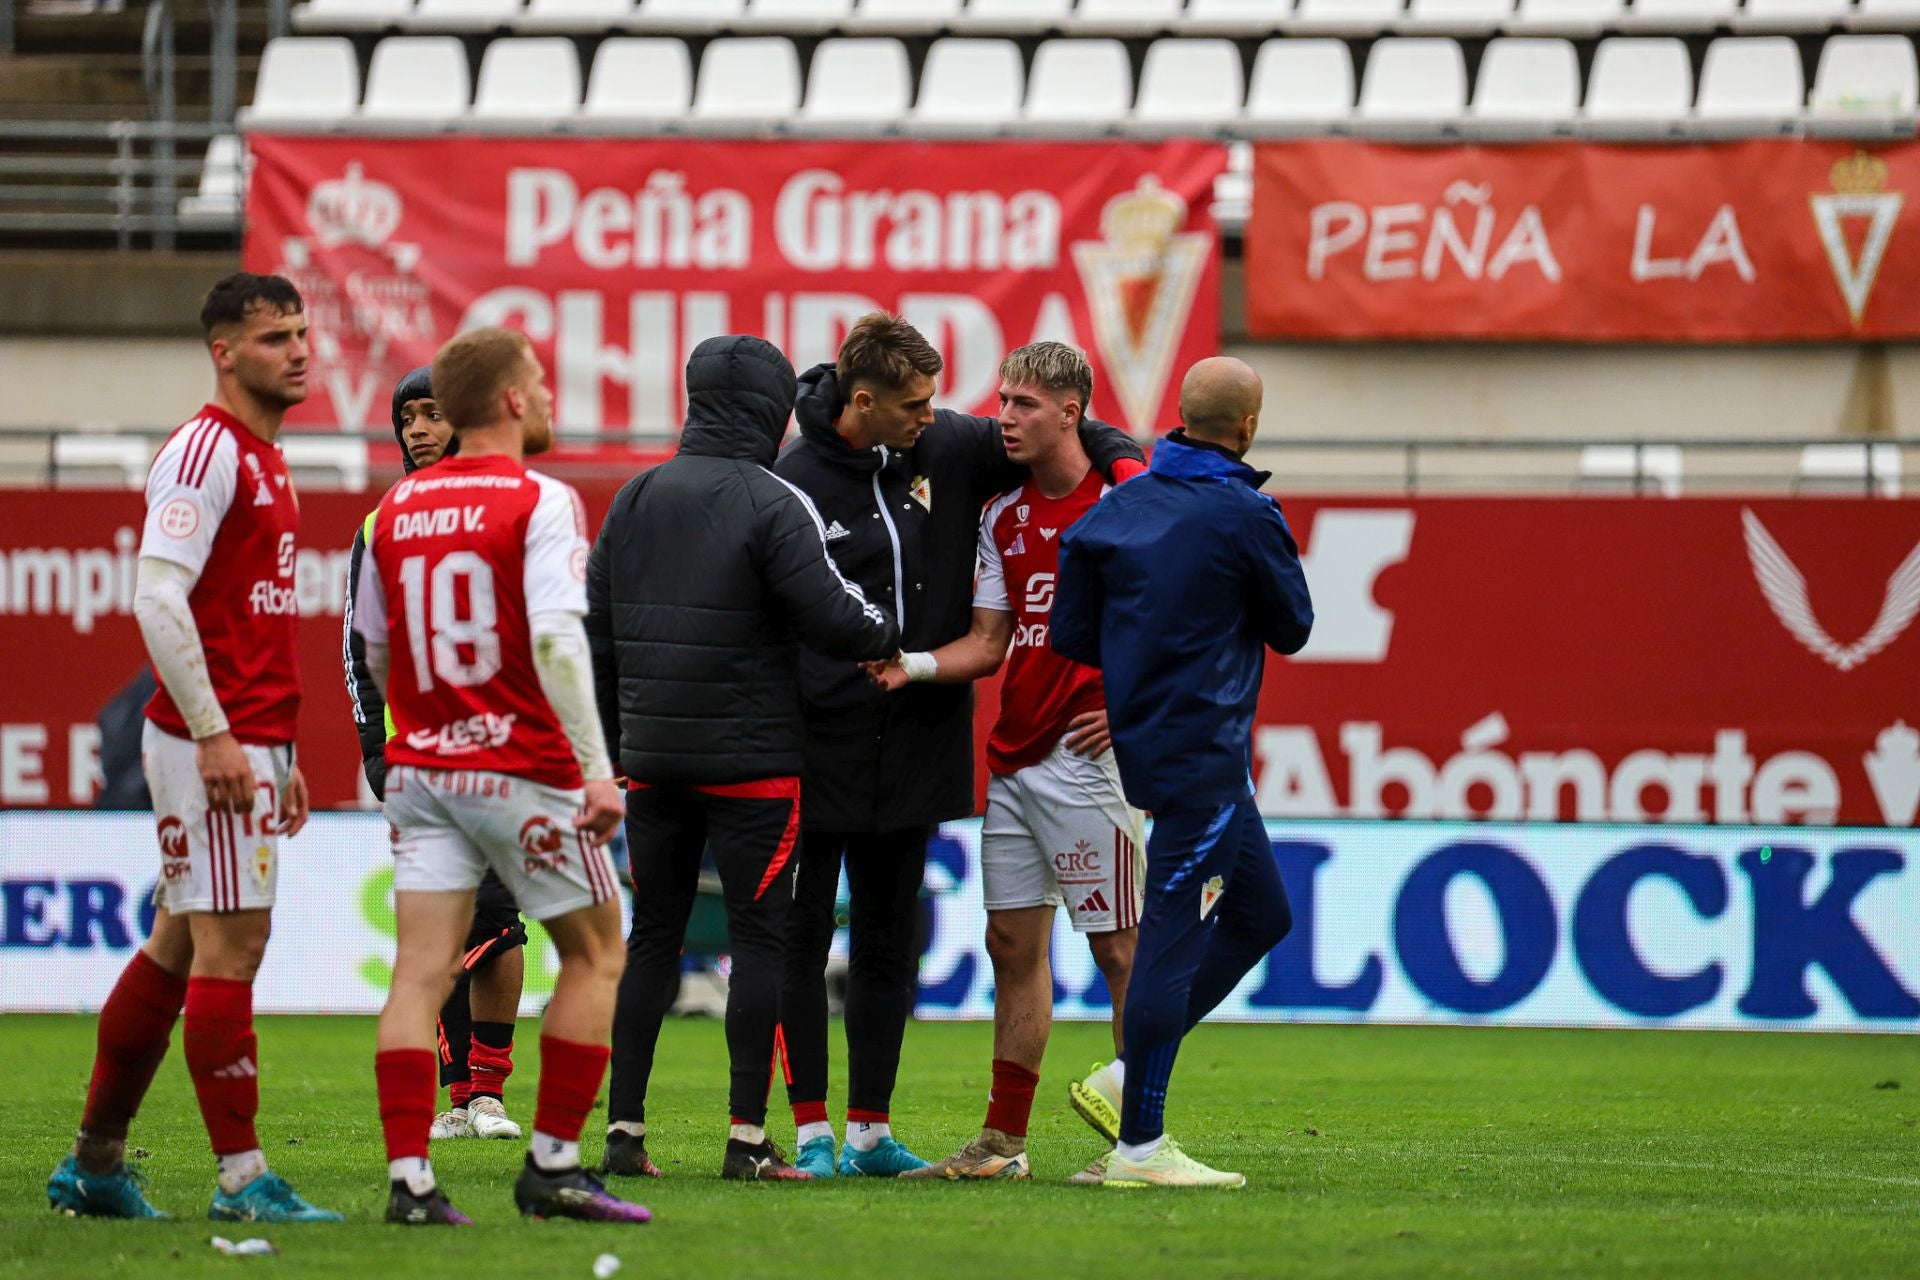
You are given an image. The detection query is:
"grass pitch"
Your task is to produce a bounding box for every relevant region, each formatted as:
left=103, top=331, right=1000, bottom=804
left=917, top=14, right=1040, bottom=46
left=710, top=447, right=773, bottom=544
left=0, top=1015, right=1914, bottom=1278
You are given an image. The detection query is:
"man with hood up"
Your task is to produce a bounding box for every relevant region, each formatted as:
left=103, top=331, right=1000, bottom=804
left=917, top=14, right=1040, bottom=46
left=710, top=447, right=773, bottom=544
left=343, top=365, right=530, bottom=1144
left=587, top=335, right=899, bottom=1182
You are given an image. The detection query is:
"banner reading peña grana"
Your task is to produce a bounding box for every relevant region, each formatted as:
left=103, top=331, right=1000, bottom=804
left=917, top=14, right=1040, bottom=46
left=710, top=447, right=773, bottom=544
left=243, top=136, right=1226, bottom=435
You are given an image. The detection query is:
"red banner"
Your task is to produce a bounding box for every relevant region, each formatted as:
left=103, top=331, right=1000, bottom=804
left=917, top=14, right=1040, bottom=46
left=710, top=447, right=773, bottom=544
left=242, top=136, right=1224, bottom=435
left=3, top=492, right=1915, bottom=824
left=1246, top=140, right=1920, bottom=342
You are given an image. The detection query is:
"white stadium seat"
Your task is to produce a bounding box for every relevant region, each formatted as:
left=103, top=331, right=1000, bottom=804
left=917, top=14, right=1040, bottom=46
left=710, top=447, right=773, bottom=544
left=740, top=0, right=854, bottom=29
left=580, top=37, right=693, bottom=123
left=52, top=435, right=154, bottom=489
left=1243, top=37, right=1355, bottom=128
left=360, top=36, right=471, bottom=122
left=281, top=437, right=372, bottom=491
left=1470, top=37, right=1580, bottom=127
left=1292, top=0, right=1407, bottom=34
left=1620, top=0, right=1739, bottom=29
left=471, top=37, right=581, bottom=122
left=409, top=0, right=522, bottom=27
left=293, top=0, right=414, bottom=31
left=1736, top=0, right=1855, bottom=30
left=1797, top=444, right=1903, bottom=496
left=632, top=0, right=747, bottom=28
left=243, top=36, right=361, bottom=123
left=911, top=37, right=1025, bottom=130
left=796, top=38, right=912, bottom=128
left=1809, top=34, right=1918, bottom=130
left=1582, top=36, right=1694, bottom=133
left=847, top=0, right=964, bottom=28
left=180, top=134, right=245, bottom=223
left=690, top=36, right=801, bottom=125
left=959, top=0, right=1076, bottom=31
left=1693, top=36, right=1805, bottom=131
left=1849, top=0, right=1920, bottom=28
left=1132, top=38, right=1245, bottom=129
left=1180, top=0, right=1296, bottom=33
left=1578, top=445, right=1684, bottom=497
left=515, top=0, right=637, bottom=28
left=1357, top=36, right=1468, bottom=128
left=1073, top=0, right=1187, bottom=32
left=1399, top=0, right=1516, bottom=33
left=1508, top=0, right=1625, bottom=35
left=1021, top=38, right=1134, bottom=129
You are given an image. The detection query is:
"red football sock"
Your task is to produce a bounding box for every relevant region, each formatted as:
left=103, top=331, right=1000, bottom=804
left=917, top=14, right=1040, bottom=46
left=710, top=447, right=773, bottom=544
left=533, top=1035, right=609, bottom=1144
left=447, top=1079, right=474, bottom=1109
left=467, top=1028, right=514, bottom=1102
left=984, top=1059, right=1040, bottom=1139
left=791, top=1100, right=828, bottom=1128
left=183, top=977, right=260, bottom=1157
left=376, top=1048, right=437, bottom=1163
left=847, top=1107, right=889, bottom=1125
left=80, top=950, right=188, bottom=1143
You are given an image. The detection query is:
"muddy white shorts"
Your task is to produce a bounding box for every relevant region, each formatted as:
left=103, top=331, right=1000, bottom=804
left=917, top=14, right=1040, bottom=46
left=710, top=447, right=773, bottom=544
left=980, top=740, right=1145, bottom=933
left=383, top=765, right=620, bottom=922
left=143, top=721, right=289, bottom=915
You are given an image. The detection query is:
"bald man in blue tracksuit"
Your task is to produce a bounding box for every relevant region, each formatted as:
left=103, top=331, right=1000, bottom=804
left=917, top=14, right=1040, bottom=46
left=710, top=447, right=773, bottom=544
left=1051, top=357, right=1313, bottom=1189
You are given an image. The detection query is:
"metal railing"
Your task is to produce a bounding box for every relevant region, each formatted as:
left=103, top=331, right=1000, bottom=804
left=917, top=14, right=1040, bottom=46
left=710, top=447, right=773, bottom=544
left=4, top=428, right=1914, bottom=495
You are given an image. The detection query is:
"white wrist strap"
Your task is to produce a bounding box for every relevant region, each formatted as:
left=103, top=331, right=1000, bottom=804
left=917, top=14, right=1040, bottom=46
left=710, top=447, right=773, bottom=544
left=900, top=651, right=938, bottom=682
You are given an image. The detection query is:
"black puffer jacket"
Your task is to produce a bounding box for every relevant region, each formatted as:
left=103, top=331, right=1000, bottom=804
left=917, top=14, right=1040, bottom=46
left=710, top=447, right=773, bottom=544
left=587, top=337, right=899, bottom=786
left=774, top=364, right=1146, bottom=831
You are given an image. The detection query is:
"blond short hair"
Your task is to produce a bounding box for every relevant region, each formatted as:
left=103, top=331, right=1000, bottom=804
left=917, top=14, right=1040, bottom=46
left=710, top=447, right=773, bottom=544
left=998, top=341, right=1093, bottom=417
left=431, top=328, right=534, bottom=430
left=836, top=312, right=944, bottom=395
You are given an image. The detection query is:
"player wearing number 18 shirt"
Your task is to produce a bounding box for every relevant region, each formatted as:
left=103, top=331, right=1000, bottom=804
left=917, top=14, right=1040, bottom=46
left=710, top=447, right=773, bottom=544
left=47, top=273, right=340, bottom=1224
left=885, top=344, right=1148, bottom=1183
left=353, top=328, right=648, bottom=1226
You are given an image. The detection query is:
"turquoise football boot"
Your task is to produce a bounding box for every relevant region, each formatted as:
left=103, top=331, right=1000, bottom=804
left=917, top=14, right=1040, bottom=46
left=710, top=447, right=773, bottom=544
left=792, top=1135, right=837, bottom=1179
left=208, top=1171, right=343, bottom=1223
left=48, top=1154, right=166, bottom=1219
left=837, top=1136, right=929, bottom=1177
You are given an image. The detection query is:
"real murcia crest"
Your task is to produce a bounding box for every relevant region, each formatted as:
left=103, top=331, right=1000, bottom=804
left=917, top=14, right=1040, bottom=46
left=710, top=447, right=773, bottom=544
left=1072, top=177, right=1210, bottom=433
left=1810, top=152, right=1905, bottom=326
left=1742, top=507, right=1920, bottom=670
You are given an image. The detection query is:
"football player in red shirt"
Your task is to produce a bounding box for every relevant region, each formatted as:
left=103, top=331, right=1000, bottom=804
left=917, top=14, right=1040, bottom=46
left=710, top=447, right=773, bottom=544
left=886, top=343, right=1146, bottom=1182
left=47, top=274, right=340, bottom=1222
left=354, top=327, right=647, bottom=1226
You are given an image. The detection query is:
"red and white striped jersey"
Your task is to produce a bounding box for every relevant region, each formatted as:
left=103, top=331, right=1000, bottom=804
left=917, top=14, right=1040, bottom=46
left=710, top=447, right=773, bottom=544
left=139, top=404, right=302, bottom=745
left=975, top=468, right=1109, bottom=776
left=354, top=453, right=591, bottom=789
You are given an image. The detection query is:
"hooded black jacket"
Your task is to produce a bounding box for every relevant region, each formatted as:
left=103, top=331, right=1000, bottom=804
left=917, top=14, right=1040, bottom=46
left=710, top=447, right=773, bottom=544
left=773, top=364, right=1146, bottom=831
left=587, top=337, right=899, bottom=787
left=342, top=365, right=448, bottom=797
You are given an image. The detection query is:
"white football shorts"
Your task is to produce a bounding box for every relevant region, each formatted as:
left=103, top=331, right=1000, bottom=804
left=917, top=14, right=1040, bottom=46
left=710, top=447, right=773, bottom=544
left=143, top=721, right=288, bottom=914
left=981, top=739, right=1145, bottom=933
left=383, top=765, right=620, bottom=922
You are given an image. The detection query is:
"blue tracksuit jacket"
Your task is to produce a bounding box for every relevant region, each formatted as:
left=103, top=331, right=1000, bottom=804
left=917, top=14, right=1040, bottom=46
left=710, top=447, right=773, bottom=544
left=1050, top=430, right=1313, bottom=813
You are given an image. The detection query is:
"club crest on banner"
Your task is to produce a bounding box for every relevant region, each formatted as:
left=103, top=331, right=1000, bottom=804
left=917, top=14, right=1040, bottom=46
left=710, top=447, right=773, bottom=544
left=274, top=162, right=438, bottom=430
left=1073, top=177, right=1211, bottom=433
left=1809, top=151, right=1906, bottom=326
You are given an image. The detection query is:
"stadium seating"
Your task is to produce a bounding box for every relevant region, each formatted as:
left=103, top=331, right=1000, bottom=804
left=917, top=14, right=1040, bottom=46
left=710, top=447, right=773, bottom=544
left=1293, top=0, right=1409, bottom=35
left=1797, top=443, right=1904, bottom=496
left=579, top=36, right=693, bottom=125
left=51, top=435, right=154, bottom=489
left=359, top=36, right=471, bottom=123
left=958, top=0, right=1076, bottom=33
left=794, top=38, right=912, bottom=130
left=471, top=37, right=582, bottom=124
left=178, top=133, right=246, bottom=223
left=740, top=0, right=856, bottom=31
left=1469, top=36, right=1582, bottom=130
left=293, top=0, right=413, bottom=31
left=1134, top=37, right=1245, bottom=129
left=1020, top=38, right=1134, bottom=130
left=632, top=0, right=747, bottom=29
left=1356, top=37, right=1469, bottom=130
left=1179, top=0, right=1299, bottom=34
left=408, top=0, right=524, bottom=30
left=515, top=0, right=636, bottom=29
left=910, top=37, right=1025, bottom=131
left=1735, top=0, right=1854, bottom=29
left=1692, top=35, right=1805, bottom=132
left=238, top=27, right=1920, bottom=139
left=846, top=0, right=966, bottom=30
left=1508, top=0, right=1628, bottom=35
left=1400, top=0, right=1519, bottom=34
left=1619, top=0, right=1740, bottom=30
left=1578, top=445, right=1685, bottom=496
left=1851, top=0, right=1920, bottom=29
left=1072, top=0, right=1189, bottom=33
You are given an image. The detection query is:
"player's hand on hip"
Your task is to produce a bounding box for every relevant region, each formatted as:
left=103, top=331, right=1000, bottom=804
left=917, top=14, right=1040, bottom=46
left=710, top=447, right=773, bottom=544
left=576, top=779, right=625, bottom=846
left=196, top=731, right=257, bottom=814
left=277, top=764, right=311, bottom=837
left=1063, top=709, right=1112, bottom=759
